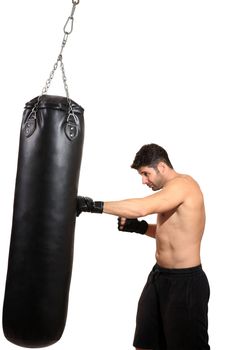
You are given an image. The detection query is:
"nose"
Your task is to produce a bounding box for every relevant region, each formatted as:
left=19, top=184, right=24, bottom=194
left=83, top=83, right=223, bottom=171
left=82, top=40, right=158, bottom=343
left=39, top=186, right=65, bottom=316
left=142, top=176, right=148, bottom=185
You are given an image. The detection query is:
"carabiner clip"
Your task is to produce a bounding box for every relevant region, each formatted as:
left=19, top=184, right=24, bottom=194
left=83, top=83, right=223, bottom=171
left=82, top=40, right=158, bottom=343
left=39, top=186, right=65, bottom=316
left=64, top=16, right=74, bottom=35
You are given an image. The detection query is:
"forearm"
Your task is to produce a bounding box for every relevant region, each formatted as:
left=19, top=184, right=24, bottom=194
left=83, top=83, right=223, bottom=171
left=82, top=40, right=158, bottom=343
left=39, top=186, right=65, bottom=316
left=77, top=196, right=157, bottom=239
left=145, top=224, right=157, bottom=239
left=103, top=199, right=145, bottom=218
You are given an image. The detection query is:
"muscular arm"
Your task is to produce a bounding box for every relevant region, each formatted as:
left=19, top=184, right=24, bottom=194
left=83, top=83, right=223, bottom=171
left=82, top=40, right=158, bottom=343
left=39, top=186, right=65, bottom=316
left=103, top=198, right=148, bottom=218
left=103, top=178, right=187, bottom=218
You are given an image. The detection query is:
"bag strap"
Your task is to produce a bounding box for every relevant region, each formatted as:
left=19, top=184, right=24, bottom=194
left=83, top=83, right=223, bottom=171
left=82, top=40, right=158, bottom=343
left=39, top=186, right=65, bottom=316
left=29, top=0, right=80, bottom=123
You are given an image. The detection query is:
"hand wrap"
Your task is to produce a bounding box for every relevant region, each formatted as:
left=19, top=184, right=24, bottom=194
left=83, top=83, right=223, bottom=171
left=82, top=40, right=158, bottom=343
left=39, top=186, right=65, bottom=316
left=118, top=217, right=148, bottom=235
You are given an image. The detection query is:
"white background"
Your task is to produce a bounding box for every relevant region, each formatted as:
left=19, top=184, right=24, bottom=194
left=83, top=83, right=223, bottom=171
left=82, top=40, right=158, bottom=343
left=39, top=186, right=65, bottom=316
left=0, top=0, right=232, bottom=349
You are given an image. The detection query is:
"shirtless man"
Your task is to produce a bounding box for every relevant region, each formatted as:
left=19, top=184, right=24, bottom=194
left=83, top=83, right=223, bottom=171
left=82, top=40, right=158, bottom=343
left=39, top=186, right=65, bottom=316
left=76, top=143, right=210, bottom=350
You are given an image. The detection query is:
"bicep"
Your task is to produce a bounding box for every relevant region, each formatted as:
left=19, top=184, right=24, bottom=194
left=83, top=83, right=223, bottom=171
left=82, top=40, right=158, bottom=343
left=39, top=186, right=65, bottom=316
left=141, top=184, right=185, bottom=215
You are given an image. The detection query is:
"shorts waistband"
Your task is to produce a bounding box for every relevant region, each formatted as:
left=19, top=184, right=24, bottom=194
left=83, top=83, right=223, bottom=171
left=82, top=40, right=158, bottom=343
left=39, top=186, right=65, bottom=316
left=153, top=263, right=202, bottom=275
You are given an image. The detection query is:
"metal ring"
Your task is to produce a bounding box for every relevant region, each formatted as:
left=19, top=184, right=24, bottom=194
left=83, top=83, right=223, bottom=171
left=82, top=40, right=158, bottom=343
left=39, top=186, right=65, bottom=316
left=72, top=0, right=79, bottom=4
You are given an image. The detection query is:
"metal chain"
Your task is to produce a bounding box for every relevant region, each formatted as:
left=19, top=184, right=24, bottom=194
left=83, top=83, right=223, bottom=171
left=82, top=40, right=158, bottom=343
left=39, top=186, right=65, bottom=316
left=30, top=0, right=80, bottom=120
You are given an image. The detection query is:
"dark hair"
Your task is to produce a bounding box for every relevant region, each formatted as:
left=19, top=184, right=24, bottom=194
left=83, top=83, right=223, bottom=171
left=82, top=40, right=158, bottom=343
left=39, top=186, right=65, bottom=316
left=131, top=143, right=173, bottom=170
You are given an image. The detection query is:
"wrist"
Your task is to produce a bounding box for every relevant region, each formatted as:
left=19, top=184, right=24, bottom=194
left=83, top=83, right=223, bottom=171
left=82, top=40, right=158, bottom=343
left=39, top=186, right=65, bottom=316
left=92, top=201, right=104, bottom=213
left=137, top=220, right=148, bottom=234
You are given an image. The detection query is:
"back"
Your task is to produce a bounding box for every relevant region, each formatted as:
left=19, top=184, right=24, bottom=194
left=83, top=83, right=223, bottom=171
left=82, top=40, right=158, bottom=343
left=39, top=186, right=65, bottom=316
left=156, top=175, right=205, bottom=268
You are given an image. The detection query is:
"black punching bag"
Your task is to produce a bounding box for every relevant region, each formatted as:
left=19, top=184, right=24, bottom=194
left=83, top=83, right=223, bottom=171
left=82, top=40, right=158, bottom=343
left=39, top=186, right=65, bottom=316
left=3, top=94, right=84, bottom=348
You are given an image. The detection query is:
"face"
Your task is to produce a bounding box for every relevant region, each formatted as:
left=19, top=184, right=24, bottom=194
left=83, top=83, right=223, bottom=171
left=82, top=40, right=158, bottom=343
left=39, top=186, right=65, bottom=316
left=138, top=165, right=164, bottom=191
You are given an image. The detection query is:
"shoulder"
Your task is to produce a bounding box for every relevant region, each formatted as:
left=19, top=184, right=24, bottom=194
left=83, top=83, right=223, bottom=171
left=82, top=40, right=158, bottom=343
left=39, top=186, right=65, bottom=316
left=166, top=174, right=199, bottom=187
left=164, top=174, right=202, bottom=197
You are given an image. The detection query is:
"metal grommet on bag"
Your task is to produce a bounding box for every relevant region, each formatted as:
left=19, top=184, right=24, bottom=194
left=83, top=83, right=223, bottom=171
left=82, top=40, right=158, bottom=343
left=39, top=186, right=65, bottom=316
left=24, top=116, right=36, bottom=138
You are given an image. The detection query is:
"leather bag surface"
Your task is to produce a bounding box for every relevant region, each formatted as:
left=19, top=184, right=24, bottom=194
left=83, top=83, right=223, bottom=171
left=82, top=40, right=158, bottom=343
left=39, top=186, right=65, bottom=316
left=3, top=94, right=84, bottom=348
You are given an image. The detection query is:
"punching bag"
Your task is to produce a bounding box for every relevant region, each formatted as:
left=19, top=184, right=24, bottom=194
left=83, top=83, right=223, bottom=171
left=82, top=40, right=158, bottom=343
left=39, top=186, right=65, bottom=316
left=3, top=94, right=84, bottom=348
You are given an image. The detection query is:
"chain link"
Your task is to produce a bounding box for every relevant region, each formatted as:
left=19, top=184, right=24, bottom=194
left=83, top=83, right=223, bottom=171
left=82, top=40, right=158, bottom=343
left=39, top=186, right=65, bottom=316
left=30, top=0, right=80, bottom=121
left=42, top=59, right=59, bottom=95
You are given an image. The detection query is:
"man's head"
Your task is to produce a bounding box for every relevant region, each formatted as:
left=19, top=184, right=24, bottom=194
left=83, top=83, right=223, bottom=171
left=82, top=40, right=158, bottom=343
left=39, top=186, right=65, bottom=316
left=131, top=144, right=174, bottom=191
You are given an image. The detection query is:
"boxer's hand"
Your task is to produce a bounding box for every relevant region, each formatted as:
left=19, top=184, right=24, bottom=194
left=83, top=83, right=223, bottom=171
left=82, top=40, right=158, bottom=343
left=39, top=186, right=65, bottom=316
left=76, top=196, right=103, bottom=216
left=118, top=217, right=148, bottom=235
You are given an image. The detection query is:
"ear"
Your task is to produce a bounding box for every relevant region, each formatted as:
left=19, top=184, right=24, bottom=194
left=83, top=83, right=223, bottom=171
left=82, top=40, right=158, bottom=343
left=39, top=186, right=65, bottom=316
left=157, top=161, right=167, bottom=174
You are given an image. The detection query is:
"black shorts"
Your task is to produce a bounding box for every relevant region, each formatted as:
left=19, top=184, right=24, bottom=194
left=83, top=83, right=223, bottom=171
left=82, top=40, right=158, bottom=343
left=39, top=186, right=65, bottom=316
left=133, top=264, right=210, bottom=350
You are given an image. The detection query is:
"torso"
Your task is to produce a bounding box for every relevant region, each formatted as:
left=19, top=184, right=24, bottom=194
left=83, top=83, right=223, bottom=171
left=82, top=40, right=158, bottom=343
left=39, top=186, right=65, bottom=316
left=155, top=175, right=205, bottom=268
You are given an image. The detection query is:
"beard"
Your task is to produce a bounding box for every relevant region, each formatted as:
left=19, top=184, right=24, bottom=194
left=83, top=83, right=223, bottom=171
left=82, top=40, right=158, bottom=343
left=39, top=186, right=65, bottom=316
left=150, top=177, right=164, bottom=191
left=151, top=185, right=162, bottom=191
left=147, top=183, right=162, bottom=191
left=146, top=168, right=164, bottom=191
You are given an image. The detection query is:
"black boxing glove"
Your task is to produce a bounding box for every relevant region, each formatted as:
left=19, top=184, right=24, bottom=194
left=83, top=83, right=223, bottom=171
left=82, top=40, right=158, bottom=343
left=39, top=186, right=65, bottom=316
left=76, top=196, right=103, bottom=216
left=118, top=217, right=148, bottom=235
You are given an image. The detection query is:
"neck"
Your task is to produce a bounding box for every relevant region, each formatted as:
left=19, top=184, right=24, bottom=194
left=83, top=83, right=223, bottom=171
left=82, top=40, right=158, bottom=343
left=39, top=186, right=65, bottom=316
left=165, top=169, right=179, bottom=182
